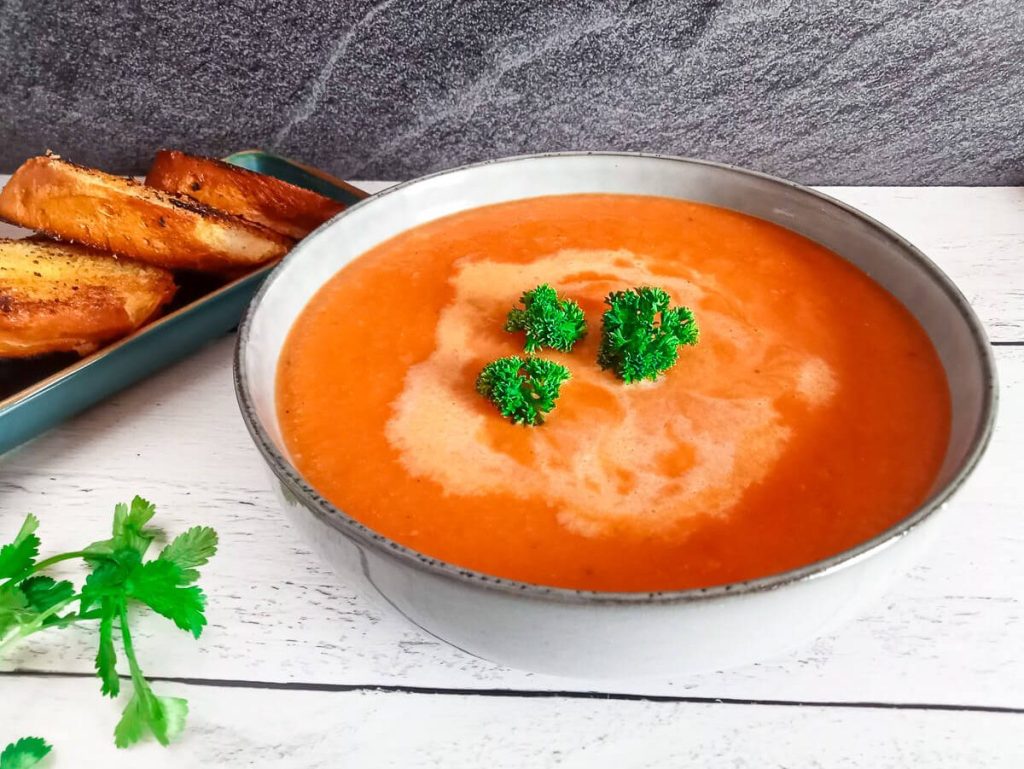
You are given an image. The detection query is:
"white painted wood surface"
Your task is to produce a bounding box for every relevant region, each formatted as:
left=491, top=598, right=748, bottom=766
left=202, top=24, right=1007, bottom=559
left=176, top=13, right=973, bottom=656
left=1, top=184, right=1023, bottom=766
left=2, top=675, right=1021, bottom=768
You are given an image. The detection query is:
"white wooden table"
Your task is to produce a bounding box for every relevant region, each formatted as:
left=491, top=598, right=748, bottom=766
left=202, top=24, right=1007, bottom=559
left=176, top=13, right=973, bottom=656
left=1, top=184, right=1022, bottom=767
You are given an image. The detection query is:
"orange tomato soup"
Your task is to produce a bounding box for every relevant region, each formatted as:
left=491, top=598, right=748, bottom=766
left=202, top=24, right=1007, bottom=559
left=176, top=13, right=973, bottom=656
left=277, top=195, right=951, bottom=591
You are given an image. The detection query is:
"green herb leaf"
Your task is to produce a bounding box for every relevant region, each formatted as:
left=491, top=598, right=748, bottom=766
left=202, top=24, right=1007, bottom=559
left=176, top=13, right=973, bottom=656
left=117, top=495, right=161, bottom=555
left=476, top=355, right=571, bottom=426
left=0, top=496, right=216, bottom=749
left=86, top=496, right=160, bottom=560
left=19, top=577, right=74, bottom=614
left=0, top=515, right=41, bottom=580
left=597, top=286, right=699, bottom=383
left=0, top=585, right=31, bottom=638
left=114, top=680, right=188, bottom=748
left=126, top=560, right=207, bottom=638
left=505, top=284, right=587, bottom=353
left=95, top=599, right=120, bottom=697
left=119, top=496, right=157, bottom=533
left=158, top=526, right=218, bottom=582
left=80, top=549, right=141, bottom=612
left=0, top=737, right=51, bottom=769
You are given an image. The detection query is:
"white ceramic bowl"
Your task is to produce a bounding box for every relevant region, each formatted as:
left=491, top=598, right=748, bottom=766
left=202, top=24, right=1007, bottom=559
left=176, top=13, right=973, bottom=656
left=235, top=153, right=997, bottom=678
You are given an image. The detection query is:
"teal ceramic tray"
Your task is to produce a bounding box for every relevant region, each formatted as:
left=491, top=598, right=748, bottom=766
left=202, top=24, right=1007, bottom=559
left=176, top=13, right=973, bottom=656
left=0, top=150, right=367, bottom=455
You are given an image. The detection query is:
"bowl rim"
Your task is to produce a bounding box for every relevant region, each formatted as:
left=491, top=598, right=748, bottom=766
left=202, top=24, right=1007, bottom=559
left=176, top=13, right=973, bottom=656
left=234, top=150, right=999, bottom=605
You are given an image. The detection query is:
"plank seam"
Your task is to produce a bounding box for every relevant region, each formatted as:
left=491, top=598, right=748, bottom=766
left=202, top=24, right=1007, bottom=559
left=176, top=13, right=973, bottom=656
left=3, top=670, right=1021, bottom=715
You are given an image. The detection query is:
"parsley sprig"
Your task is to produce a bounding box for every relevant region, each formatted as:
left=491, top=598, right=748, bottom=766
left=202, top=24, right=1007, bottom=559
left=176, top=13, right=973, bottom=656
left=505, top=284, right=587, bottom=353
left=0, top=497, right=217, bottom=749
left=480, top=283, right=700, bottom=421
left=476, top=356, right=571, bottom=426
left=0, top=737, right=51, bottom=768
left=597, top=287, right=699, bottom=383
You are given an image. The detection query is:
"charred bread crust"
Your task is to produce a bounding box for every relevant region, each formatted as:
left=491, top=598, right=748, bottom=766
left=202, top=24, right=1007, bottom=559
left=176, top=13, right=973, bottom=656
left=146, top=150, right=345, bottom=239
left=0, top=237, right=177, bottom=357
left=0, top=155, right=293, bottom=273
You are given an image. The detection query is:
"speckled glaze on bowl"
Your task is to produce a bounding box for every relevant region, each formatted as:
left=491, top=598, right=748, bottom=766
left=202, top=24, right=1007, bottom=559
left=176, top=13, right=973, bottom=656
left=234, top=153, right=997, bottom=678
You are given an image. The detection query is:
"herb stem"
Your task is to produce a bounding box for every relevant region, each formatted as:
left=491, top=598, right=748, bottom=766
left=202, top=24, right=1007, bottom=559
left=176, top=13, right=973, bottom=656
left=118, top=600, right=145, bottom=689
left=27, top=550, right=93, bottom=575
left=0, top=631, right=21, bottom=657
left=0, top=593, right=83, bottom=655
left=35, top=594, right=82, bottom=625
left=0, top=626, right=31, bottom=656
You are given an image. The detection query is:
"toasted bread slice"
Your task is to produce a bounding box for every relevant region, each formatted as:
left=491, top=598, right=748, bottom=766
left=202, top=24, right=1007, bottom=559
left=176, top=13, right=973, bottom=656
left=146, top=150, right=346, bottom=239
left=0, top=238, right=177, bottom=358
left=0, top=155, right=293, bottom=273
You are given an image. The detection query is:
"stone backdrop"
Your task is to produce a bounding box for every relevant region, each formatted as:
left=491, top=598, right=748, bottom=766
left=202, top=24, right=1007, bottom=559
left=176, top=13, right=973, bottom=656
left=0, top=0, right=1020, bottom=183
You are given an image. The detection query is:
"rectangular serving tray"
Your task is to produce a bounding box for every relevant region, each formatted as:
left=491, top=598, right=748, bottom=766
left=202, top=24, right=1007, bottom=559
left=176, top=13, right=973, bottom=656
left=0, top=150, right=367, bottom=455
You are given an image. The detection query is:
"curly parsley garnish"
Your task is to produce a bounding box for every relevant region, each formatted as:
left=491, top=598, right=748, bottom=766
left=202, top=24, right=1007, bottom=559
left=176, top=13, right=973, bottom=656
left=597, top=286, right=699, bottom=383
left=0, top=497, right=218, bottom=749
left=505, top=284, right=587, bottom=353
left=476, top=355, right=571, bottom=425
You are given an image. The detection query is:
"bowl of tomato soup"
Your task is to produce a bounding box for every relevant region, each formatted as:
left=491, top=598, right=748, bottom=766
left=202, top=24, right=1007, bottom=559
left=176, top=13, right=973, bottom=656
left=235, top=153, right=996, bottom=677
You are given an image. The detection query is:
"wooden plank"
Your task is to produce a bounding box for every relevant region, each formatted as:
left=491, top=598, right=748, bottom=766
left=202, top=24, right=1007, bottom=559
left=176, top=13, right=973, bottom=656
left=1, top=340, right=1020, bottom=708
left=819, top=187, right=1024, bottom=341
left=0, top=676, right=1020, bottom=768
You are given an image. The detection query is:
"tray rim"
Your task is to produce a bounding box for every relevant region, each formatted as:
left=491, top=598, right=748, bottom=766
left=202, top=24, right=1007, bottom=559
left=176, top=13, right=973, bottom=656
left=0, top=264, right=274, bottom=413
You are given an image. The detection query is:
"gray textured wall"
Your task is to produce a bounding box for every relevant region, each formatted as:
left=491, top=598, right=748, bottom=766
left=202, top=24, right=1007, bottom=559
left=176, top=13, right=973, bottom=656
left=0, top=0, right=1021, bottom=184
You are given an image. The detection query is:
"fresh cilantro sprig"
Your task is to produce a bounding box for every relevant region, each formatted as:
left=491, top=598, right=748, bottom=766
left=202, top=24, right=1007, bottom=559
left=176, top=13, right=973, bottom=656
left=0, top=737, right=51, bottom=769
left=0, top=497, right=218, bottom=749
left=597, top=286, right=699, bottom=383
left=476, top=355, right=571, bottom=426
left=505, top=284, right=587, bottom=353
